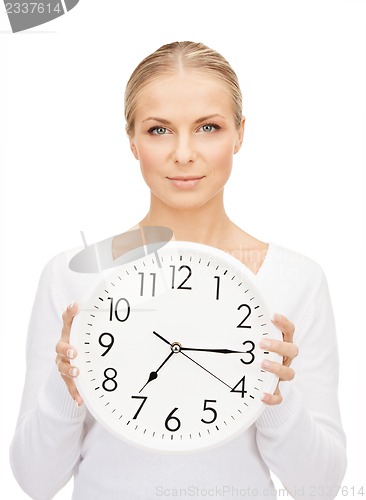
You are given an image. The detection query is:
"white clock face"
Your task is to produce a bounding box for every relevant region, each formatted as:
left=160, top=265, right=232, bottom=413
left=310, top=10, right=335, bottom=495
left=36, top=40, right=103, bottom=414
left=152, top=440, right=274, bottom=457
left=70, top=241, right=281, bottom=453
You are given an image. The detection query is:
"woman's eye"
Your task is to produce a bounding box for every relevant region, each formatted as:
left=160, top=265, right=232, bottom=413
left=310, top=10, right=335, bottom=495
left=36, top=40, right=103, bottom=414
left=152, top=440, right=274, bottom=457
left=149, top=127, right=168, bottom=135
left=200, top=124, right=220, bottom=133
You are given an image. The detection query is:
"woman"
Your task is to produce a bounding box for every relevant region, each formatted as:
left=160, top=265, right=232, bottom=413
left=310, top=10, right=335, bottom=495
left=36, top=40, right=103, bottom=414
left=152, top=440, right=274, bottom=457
left=10, top=41, right=346, bottom=499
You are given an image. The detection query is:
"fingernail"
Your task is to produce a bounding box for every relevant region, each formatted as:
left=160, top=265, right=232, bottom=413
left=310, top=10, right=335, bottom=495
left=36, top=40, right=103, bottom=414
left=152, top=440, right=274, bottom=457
left=261, top=393, right=271, bottom=402
left=259, top=340, right=271, bottom=349
left=261, top=360, right=272, bottom=370
left=69, top=367, right=78, bottom=377
left=271, top=313, right=282, bottom=322
left=75, top=398, right=83, bottom=408
left=67, top=349, right=75, bottom=359
left=67, top=302, right=75, bottom=310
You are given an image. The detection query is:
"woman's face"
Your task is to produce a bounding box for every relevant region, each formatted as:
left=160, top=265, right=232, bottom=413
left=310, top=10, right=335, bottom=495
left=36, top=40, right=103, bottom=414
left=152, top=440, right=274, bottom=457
left=129, top=72, right=245, bottom=212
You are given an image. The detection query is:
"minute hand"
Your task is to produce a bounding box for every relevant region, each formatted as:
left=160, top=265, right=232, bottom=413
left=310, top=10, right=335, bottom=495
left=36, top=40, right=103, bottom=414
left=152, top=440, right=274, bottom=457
left=180, top=347, right=246, bottom=354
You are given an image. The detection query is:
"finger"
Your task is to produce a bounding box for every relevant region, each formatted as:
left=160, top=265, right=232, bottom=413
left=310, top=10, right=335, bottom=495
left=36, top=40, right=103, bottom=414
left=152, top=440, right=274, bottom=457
left=259, top=339, right=299, bottom=360
left=261, top=387, right=283, bottom=406
left=271, top=313, right=295, bottom=342
left=56, top=359, right=80, bottom=379
left=60, top=374, right=84, bottom=407
left=261, top=359, right=295, bottom=381
left=57, top=360, right=84, bottom=407
left=55, top=340, right=78, bottom=361
left=61, top=303, right=78, bottom=341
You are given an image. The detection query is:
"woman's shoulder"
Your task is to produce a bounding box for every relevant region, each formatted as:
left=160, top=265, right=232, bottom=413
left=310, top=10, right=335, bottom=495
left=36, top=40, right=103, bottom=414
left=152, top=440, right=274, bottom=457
left=41, top=245, right=107, bottom=309
left=258, top=242, right=327, bottom=300
left=268, top=242, right=324, bottom=272
left=229, top=227, right=323, bottom=280
left=258, top=242, right=331, bottom=323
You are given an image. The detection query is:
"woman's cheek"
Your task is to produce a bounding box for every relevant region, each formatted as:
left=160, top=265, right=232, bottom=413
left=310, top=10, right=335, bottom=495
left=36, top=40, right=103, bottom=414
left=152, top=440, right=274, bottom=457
left=138, top=149, right=162, bottom=174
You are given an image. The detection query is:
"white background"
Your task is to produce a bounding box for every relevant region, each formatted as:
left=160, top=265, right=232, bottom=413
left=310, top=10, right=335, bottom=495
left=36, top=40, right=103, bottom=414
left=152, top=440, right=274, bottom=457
left=1, top=0, right=365, bottom=498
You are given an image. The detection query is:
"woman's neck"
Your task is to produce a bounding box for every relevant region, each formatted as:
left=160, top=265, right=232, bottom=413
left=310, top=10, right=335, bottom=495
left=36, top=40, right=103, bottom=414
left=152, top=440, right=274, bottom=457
left=138, top=203, right=268, bottom=275
left=126, top=193, right=268, bottom=274
left=139, top=198, right=234, bottom=249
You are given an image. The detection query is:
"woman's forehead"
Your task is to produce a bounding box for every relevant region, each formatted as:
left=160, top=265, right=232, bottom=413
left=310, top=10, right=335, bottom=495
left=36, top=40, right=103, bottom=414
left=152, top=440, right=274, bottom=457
left=135, top=73, right=233, bottom=118
left=141, top=70, right=228, bottom=93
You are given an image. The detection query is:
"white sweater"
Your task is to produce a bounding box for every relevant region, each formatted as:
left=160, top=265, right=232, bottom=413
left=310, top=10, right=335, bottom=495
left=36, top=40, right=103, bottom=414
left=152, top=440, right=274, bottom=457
left=10, top=242, right=347, bottom=500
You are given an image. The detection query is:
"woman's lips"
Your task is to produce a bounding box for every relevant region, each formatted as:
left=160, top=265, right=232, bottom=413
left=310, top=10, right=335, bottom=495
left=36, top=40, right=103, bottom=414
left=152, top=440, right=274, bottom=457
left=167, top=176, right=205, bottom=189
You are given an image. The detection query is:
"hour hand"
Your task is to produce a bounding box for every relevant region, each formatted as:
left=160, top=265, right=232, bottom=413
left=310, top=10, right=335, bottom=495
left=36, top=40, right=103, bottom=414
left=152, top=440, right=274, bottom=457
left=139, top=351, right=174, bottom=393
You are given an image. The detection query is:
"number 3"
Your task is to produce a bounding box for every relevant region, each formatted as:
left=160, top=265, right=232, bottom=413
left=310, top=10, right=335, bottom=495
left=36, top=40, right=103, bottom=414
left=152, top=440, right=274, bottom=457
left=240, top=340, right=255, bottom=364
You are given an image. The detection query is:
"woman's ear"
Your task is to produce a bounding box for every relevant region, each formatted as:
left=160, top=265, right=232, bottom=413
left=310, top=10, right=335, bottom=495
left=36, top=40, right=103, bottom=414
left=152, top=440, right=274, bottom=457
left=129, top=138, right=139, bottom=160
left=234, top=116, right=245, bottom=154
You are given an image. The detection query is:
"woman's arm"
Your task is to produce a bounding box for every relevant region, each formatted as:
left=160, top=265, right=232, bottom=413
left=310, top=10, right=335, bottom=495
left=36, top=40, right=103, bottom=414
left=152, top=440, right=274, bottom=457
left=255, top=270, right=347, bottom=499
left=9, top=257, right=86, bottom=500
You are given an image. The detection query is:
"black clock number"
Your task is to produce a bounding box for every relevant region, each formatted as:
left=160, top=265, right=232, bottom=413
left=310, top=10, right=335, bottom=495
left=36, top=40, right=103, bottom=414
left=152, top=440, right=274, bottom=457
left=165, top=407, right=181, bottom=432
left=131, top=396, right=147, bottom=419
left=170, top=265, right=192, bottom=290
left=240, top=340, right=255, bottom=365
left=230, top=375, right=247, bottom=398
left=102, top=368, right=118, bottom=392
left=201, top=399, right=218, bottom=424
left=108, top=297, right=130, bottom=322
left=138, top=272, right=156, bottom=297
left=214, top=276, right=220, bottom=300
left=237, top=304, right=251, bottom=328
left=99, top=332, right=114, bottom=356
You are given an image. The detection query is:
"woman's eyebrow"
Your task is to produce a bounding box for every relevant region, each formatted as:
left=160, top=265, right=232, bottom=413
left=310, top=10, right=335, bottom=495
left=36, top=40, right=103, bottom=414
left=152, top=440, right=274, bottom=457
left=142, top=117, right=171, bottom=125
left=194, top=114, right=226, bottom=124
left=142, top=114, right=226, bottom=125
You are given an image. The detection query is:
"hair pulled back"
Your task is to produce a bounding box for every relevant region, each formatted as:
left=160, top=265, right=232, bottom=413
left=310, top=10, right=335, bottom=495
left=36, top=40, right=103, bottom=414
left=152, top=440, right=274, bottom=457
left=124, top=41, right=242, bottom=136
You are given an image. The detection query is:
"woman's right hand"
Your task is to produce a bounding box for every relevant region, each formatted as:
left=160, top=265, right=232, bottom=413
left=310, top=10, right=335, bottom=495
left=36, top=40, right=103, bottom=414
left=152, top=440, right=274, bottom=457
left=55, top=303, right=84, bottom=407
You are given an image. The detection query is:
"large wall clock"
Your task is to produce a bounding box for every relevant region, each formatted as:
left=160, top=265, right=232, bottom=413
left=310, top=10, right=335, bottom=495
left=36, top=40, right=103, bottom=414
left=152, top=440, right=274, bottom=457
left=70, top=241, right=282, bottom=453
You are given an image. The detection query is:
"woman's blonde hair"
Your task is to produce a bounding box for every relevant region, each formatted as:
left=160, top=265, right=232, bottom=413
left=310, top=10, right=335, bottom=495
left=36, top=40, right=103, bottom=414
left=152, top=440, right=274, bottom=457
left=124, top=41, right=242, bottom=136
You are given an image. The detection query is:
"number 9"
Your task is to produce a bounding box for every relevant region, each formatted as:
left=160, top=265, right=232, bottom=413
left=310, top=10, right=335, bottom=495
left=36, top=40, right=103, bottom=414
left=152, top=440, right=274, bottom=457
left=99, top=332, right=114, bottom=356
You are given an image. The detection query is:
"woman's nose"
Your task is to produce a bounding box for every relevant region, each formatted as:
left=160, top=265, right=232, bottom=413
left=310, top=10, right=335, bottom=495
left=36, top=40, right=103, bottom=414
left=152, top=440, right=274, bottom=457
left=172, top=134, right=197, bottom=166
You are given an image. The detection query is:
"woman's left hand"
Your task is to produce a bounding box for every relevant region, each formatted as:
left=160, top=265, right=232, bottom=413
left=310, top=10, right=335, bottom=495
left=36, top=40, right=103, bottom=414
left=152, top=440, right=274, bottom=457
left=259, top=313, right=298, bottom=406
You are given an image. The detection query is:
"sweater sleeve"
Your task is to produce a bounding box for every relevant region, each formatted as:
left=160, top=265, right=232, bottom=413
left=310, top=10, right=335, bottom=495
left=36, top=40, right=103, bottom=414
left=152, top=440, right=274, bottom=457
left=9, top=256, right=87, bottom=500
left=255, top=269, right=347, bottom=499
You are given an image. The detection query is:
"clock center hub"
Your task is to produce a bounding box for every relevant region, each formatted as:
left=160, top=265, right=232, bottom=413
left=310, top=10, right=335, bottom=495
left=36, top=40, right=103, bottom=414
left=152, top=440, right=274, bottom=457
left=171, top=342, right=182, bottom=353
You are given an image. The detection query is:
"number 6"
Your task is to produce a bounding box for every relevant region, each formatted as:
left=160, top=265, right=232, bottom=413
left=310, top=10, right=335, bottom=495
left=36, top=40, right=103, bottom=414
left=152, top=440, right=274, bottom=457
left=165, top=407, right=181, bottom=432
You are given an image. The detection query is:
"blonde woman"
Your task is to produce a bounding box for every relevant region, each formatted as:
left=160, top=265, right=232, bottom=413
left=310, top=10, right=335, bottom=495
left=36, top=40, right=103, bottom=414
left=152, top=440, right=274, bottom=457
left=10, top=42, right=346, bottom=499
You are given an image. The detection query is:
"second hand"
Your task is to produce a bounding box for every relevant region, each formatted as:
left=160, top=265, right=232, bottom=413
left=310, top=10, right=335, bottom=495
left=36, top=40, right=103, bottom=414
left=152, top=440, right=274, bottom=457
left=180, top=352, right=233, bottom=390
